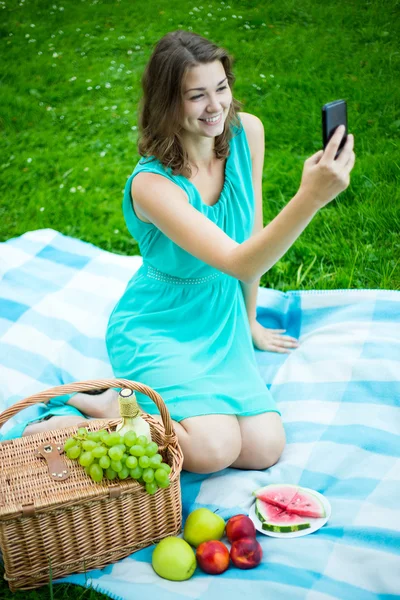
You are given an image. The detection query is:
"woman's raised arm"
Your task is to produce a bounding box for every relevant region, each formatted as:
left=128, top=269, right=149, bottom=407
left=131, top=125, right=355, bottom=284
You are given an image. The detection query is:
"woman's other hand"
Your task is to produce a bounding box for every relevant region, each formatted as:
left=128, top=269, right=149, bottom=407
left=299, top=126, right=356, bottom=208
left=250, top=320, right=299, bottom=354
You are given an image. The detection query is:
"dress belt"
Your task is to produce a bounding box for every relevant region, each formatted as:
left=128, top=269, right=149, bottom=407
left=144, top=263, right=221, bottom=286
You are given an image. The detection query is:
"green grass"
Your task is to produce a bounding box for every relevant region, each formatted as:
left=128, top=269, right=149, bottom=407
left=1, top=0, right=400, bottom=290
left=0, top=0, right=399, bottom=597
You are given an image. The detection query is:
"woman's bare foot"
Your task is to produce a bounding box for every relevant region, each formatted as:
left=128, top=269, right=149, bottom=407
left=67, top=389, right=120, bottom=419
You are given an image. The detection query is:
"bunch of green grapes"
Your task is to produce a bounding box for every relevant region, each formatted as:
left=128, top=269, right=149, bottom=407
left=63, top=427, right=171, bottom=494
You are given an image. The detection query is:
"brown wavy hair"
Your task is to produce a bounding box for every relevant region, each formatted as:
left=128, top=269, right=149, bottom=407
left=137, top=30, right=243, bottom=179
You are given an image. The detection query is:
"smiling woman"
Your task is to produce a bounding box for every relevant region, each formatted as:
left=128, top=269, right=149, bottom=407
left=23, top=30, right=355, bottom=476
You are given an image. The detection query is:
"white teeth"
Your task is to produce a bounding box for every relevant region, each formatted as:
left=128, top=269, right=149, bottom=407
left=201, top=114, right=221, bottom=123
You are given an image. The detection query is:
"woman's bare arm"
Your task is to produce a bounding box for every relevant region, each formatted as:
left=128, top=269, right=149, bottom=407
left=131, top=123, right=355, bottom=284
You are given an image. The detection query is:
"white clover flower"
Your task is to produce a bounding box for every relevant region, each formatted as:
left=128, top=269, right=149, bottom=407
left=59, top=184, right=64, bottom=188
left=70, top=187, right=76, bottom=193
left=95, top=85, right=101, bottom=89
left=103, top=106, right=109, bottom=110
left=27, top=158, right=32, bottom=163
left=105, top=82, right=111, bottom=88
left=87, top=86, right=92, bottom=90
left=38, top=51, right=42, bottom=54
left=40, top=207, right=45, bottom=212
left=25, top=34, right=30, bottom=38
left=30, top=23, right=35, bottom=27
left=135, top=45, right=140, bottom=50
left=69, top=76, right=76, bottom=81
left=46, top=106, right=53, bottom=110
left=86, top=79, right=92, bottom=82
left=104, top=37, right=109, bottom=41
left=260, top=74, right=265, bottom=78
left=114, top=229, right=119, bottom=234
left=124, top=110, right=129, bottom=114
left=84, top=167, right=89, bottom=171
left=111, top=105, right=117, bottom=110
left=131, top=125, right=137, bottom=131
left=270, top=74, right=275, bottom=78
left=53, top=52, right=58, bottom=57
left=99, top=151, right=106, bottom=157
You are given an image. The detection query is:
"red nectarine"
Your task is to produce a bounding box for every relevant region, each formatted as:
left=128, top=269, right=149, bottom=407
left=226, top=514, right=256, bottom=543
left=230, top=537, right=263, bottom=569
left=196, top=540, right=230, bottom=575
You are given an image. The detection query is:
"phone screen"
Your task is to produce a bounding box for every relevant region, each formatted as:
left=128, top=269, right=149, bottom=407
left=322, top=100, right=347, bottom=159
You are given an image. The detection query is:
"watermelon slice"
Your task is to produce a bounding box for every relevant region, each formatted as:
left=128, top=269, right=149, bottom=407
left=285, top=490, right=326, bottom=519
left=255, top=499, right=311, bottom=533
left=253, top=483, right=299, bottom=509
left=253, top=484, right=326, bottom=519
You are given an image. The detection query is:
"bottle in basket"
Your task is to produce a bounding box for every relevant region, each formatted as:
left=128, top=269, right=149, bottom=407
left=116, top=388, right=152, bottom=442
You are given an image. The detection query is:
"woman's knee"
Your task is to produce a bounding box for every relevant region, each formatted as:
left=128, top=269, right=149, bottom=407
left=233, top=412, right=286, bottom=470
left=178, top=414, right=242, bottom=474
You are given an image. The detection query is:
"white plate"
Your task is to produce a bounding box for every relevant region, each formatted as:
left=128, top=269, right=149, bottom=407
left=249, top=488, right=331, bottom=539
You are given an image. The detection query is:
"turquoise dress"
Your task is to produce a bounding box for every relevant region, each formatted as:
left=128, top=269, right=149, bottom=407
left=106, top=118, right=280, bottom=421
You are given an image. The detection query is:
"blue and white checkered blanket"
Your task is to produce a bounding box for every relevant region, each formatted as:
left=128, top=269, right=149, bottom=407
left=1, top=229, right=399, bottom=599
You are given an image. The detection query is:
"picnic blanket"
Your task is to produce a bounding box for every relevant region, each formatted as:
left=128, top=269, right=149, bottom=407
left=1, top=228, right=399, bottom=600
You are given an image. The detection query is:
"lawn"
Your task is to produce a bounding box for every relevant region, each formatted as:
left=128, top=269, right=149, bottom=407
left=0, top=0, right=399, bottom=597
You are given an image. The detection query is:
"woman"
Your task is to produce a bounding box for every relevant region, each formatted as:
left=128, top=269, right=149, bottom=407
left=24, top=31, right=355, bottom=475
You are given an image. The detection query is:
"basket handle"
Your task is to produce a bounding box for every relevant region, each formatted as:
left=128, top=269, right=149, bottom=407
left=0, top=379, right=175, bottom=438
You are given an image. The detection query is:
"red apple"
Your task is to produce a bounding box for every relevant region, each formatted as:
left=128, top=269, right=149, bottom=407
left=226, top=514, right=256, bottom=543
left=230, top=537, right=263, bottom=570
left=196, top=540, right=230, bottom=575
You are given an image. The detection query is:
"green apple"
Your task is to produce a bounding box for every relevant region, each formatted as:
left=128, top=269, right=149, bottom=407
left=183, top=508, right=225, bottom=548
left=152, top=536, right=196, bottom=581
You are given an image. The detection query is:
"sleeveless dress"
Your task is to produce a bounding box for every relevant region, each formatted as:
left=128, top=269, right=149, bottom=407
left=105, top=118, right=280, bottom=421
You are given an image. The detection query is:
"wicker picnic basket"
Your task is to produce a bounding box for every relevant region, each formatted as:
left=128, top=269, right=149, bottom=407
left=0, top=379, right=184, bottom=591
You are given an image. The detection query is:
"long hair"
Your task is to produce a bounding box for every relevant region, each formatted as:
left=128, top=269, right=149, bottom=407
left=137, top=30, right=243, bottom=178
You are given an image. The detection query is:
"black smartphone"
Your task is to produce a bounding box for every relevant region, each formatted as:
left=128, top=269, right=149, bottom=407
left=322, top=99, right=348, bottom=159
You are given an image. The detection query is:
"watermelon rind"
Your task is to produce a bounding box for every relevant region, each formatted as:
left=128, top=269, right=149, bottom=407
left=262, top=522, right=311, bottom=533
left=285, top=489, right=326, bottom=519
left=255, top=499, right=311, bottom=533
left=252, top=483, right=299, bottom=509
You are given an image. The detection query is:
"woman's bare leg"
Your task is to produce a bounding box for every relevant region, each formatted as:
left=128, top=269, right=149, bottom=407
left=23, top=415, right=88, bottom=436
left=66, top=389, right=120, bottom=418
left=22, top=389, right=120, bottom=436
left=230, top=412, right=286, bottom=470
left=153, top=413, right=242, bottom=474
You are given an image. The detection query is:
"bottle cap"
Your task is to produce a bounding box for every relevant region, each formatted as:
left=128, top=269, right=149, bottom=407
left=118, top=390, right=140, bottom=418
left=119, top=388, right=134, bottom=398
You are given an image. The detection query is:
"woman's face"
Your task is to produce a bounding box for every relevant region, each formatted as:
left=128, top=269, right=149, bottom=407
left=180, top=60, right=233, bottom=138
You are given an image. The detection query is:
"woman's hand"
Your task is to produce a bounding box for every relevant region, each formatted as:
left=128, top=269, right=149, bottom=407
left=299, top=125, right=356, bottom=208
left=250, top=320, right=299, bottom=354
